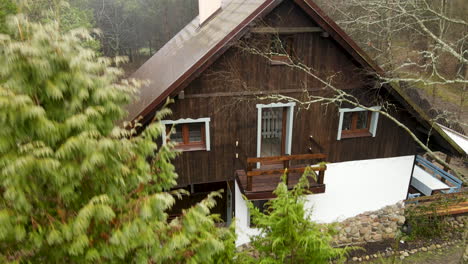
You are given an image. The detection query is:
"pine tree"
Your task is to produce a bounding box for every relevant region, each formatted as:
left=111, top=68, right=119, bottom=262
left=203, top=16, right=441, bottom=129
left=244, top=169, right=350, bottom=264
left=0, top=16, right=232, bottom=263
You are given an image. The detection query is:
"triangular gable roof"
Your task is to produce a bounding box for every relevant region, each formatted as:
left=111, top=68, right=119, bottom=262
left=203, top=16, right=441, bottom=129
left=125, top=0, right=465, bottom=156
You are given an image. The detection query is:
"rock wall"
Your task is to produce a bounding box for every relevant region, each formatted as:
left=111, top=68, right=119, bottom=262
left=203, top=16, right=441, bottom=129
left=445, top=215, right=467, bottom=230
left=334, top=203, right=406, bottom=245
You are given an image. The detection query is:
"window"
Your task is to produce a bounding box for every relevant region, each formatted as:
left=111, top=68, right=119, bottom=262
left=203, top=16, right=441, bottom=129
left=270, top=35, right=294, bottom=65
left=161, top=118, right=211, bottom=151
left=337, top=107, right=381, bottom=140
left=256, top=102, right=296, bottom=168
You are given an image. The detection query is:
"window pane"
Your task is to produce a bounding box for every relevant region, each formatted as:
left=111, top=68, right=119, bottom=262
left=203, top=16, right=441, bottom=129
left=270, top=35, right=293, bottom=54
left=261, top=107, right=283, bottom=157
left=342, top=112, right=352, bottom=131
left=271, top=38, right=284, bottom=54
left=357, top=111, right=369, bottom=129
left=188, top=123, right=203, bottom=142
left=170, top=125, right=183, bottom=143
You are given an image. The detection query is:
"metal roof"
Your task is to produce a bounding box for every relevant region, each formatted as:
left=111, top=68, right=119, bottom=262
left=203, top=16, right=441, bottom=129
left=126, top=0, right=280, bottom=122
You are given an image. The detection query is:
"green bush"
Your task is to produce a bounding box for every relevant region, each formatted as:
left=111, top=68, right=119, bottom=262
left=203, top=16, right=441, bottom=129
left=0, top=0, right=16, bottom=34
left=405, top=195, right=466, bottom=240
left=242, top=169, right=350, bottom=264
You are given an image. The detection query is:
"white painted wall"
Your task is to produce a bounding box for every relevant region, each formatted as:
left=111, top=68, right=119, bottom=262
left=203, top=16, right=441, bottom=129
left=234, top=155, right=415, bottom=246
left=198, top=0, right=222, bottom=25
left=305, top=155, right=414, bottom=223
left=235, top=181, right=260, bottom=246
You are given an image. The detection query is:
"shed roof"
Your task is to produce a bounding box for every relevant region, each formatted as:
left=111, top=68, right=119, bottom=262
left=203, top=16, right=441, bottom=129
left=439, top=124, right=468, bottom=154
left=125, top=0, right=465, bottom=156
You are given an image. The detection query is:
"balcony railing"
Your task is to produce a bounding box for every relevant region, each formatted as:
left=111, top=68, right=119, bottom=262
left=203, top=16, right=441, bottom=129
left=235, top=153, right=327, bottom=200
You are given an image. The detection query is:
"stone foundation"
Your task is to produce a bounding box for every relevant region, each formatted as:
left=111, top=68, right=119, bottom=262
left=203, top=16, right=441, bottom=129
left=334, top=203, right=406, bottom=245
left=333, top=202, right=467, bottom=246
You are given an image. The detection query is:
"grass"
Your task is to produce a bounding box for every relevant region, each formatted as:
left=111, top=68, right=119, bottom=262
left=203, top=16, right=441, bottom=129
left=414, top=81, right=464, bottom=109
left=361, top=242, right=465, bottom=264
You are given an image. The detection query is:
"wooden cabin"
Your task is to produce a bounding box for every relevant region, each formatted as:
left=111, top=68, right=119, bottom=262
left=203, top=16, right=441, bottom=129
left=125, top=0, right=465, bottom=239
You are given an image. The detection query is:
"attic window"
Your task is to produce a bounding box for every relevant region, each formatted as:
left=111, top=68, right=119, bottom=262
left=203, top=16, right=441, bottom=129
left=270, top=35, right=294, bottom=65
left=161, top=118, right=211, bottom=151
left=337, top=107, right=381, bottom=140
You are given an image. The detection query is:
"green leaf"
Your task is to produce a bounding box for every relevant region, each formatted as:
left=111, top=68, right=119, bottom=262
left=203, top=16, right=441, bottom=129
left=47, top=229, right=63, bottom=245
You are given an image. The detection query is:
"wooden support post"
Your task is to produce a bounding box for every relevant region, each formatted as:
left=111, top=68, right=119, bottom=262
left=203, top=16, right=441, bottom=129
left=443, top=155, right=451, bottom=172
left=441, top=155, right=452, bottom=183
left=318, top=168, right=325, bottom=185
left=247, top=163, right=253, bottom=191
left=283, top=160, right=290, bottom=186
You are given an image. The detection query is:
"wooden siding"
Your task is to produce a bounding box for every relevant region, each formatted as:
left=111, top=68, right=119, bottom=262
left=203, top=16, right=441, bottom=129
left=163, top=0, right=418, bottom=186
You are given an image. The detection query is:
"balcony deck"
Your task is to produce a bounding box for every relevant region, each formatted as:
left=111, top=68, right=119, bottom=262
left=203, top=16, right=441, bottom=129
left=235, top=154, right=327, bottom=200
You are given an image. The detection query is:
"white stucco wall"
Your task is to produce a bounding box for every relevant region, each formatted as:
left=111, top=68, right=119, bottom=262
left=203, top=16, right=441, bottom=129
left=235, top=181, right=260, bottom=246
left=235, top=155, right=415, bottom=246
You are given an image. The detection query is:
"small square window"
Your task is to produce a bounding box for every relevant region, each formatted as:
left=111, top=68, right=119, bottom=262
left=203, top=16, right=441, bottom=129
left=270, top=35, right=294, bottom=65
left=162, top=118, right=211, bottom=151
left=341, top=111, right=372, bottom=138
left=337, top=107, right=380, bottom=140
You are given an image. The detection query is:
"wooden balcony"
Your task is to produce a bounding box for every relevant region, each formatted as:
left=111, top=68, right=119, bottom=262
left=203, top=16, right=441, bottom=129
left=235, top=154, right=327, bottom=200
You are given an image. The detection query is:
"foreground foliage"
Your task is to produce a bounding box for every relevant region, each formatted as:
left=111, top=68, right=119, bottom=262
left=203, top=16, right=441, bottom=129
left=405, top=194, right=467, bottom=240
left=0, top=0, right=16, bottom=33
left=244, top=169, right=350, bottom=264
left=0, top=16, right=232, bottom=263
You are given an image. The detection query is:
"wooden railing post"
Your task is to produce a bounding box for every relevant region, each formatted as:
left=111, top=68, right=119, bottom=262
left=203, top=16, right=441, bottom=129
left=318, top=165, right=325, bottom=184
left=244, top=153, right=328, bottom=194
left=283, top=160, right=290, bottom=186
left=441, top=155, right=451, bottom=183
left=247, top=163, right=253, bottom=191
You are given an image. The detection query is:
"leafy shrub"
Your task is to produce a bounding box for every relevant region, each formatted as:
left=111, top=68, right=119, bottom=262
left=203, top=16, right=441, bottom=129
left=242, top=168, right=350, bottom=264
left=404, top=194, right=466, bottom=240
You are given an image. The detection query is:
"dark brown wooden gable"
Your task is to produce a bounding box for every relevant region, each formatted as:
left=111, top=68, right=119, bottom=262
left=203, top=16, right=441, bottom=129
left=294, top=0, right=382, bottom=73
left=264, top=0, right=319, bottom=27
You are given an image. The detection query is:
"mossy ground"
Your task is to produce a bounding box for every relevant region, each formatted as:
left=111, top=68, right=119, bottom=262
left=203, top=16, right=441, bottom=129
left=353, top=242, right=466, bottom=264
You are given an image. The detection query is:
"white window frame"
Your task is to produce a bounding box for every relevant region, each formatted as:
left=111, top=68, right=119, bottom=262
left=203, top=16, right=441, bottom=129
left=337, top=106, right=381, bottom=140
left=256, top=102, right=296, bottom=167
left=161, top=117, right=211, bottom=151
